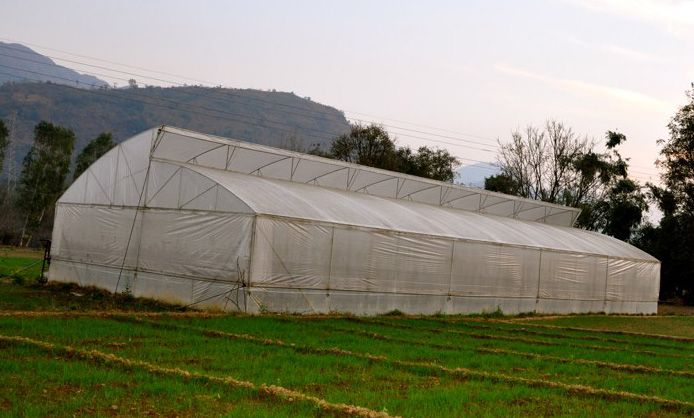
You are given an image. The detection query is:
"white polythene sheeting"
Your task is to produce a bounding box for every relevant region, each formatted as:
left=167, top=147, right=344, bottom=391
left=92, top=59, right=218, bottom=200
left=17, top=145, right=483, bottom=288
left=49, top=126, right=660, bottom=315
left=190, top=164, right=656, bottom=262
left=151, top=126, right=582, bottom=226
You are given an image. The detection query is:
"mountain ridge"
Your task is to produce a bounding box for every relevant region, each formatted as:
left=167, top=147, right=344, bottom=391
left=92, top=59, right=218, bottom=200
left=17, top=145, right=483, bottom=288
left=0, top=82, right=350, bottom=177
left=0, top=42, right=109, bottom=88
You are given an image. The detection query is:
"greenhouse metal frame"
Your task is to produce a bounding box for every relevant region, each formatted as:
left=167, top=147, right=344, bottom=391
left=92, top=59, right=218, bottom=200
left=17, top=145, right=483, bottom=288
left=49, top=126, right=660, bottom=314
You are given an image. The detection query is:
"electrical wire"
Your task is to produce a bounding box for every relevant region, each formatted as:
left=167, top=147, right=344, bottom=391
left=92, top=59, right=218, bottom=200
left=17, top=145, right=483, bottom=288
left=0, top=41, right=664, bottom=178
left=0, top=42, right=518, bottom=150
left=0, top=41, right=665, bottom=177
left=0, top=65, right=500, bottom=165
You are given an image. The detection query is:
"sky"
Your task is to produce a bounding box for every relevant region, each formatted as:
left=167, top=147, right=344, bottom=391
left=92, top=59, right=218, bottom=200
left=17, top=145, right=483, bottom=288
left=2, top=0, right=694, bottom=185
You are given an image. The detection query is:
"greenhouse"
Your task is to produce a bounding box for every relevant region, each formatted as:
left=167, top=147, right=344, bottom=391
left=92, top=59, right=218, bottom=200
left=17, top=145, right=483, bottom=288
left=49, top=126, right=660, bottom=314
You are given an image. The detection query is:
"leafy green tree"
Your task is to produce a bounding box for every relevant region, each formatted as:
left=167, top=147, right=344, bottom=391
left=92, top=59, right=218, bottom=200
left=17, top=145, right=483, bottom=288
left=73, top=132, right=115, bottom=181
left=572, top=131, right=646, bottom=237
left=633, top=87, right=694, bottom=302
left=331, top=123, right=398, bottom=169
left=484, top=174, right=519, bottom=195
left=16, top=121, right=75, bottom=245
left=396, top=146, right=459, bottom=182
left=0, top=120, right=8, bottom=174
left=653, top=87, right=694, bottom=214
left=589, top=179, right=647, bottom=241
left=330, top=123, right=460, bottom=182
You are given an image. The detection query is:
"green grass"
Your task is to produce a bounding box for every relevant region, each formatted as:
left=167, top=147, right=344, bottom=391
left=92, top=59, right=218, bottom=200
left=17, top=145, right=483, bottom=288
left=0, top=251, right=43, bottom=285
left=0, top=253, right=693, bottom=417
left=521, top=315, right=694, bottom=338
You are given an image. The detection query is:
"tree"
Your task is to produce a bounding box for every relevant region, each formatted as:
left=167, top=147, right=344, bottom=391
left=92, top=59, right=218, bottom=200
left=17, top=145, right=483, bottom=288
left=589, top=178, right=647, bottom=241
left=487, top=120, right=646, bottom=239
left=329, top=123, right=460, bottom=182
left=493, top=120, right=592, bottom=203
left=331, top=123, right=398, bottom=169
left=73, top=132, right=115, bottom=181
left=633, top=87, right=694, bottom=302
left=484, top=174, right=519, bottom=195
left=573, top=131, right=646, bottom=236
left=653, top=87, right=694, bottom=214
left=0, top=120, right=8, bottom=175
left=16, top=121, right=75, bottom=245
left=396, top=146, right=459, bottom=182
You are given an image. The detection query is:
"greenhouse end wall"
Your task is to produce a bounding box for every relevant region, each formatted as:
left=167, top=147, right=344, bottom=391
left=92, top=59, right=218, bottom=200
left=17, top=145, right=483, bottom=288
left=49, top=204, right=254, bottom=310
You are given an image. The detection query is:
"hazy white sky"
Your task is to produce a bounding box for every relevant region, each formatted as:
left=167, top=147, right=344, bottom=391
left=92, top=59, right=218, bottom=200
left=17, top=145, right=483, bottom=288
left=2, top=0, right=693, bottom=183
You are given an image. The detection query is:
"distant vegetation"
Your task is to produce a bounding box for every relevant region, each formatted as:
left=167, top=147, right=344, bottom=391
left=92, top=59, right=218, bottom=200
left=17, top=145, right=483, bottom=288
left=484, top=120, right=645, bottom=240
left=484, top=87, right=694, bottom=304
left=325, top=123, right=460, bottom=182
left=0, top=82, right=350, bottom=174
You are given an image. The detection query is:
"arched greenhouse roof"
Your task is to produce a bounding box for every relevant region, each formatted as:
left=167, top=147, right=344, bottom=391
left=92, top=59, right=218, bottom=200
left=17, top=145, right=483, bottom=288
left=60, top=126, right=657, bottom=263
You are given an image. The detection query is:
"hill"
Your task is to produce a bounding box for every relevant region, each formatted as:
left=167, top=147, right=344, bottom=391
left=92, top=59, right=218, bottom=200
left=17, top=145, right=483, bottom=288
left=0, top=82, right=350, bottom=177
left=0, top=42, right=109, bottom=88
left=455, top=161, right=499, bottom=187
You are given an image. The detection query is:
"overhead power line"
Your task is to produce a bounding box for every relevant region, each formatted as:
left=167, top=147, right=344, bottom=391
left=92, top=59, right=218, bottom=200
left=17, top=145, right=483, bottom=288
left=1, top=67, right=663, bottom=191
left=0, top=64, right=662, bottom=179
left=0, top=50, right=505, bottom=153
left=0, top=62, right=338, bottom=143
left=0, top=67, right=333, bottom=143
left=0, top=40, right=663, bottom=178
left=345, top=110, right=499, bottom=143
left=0, top=41, right=517, bottom=150
left=0, top=37, right=213, bottom=85
left=0, top=66, right=504, bottom=173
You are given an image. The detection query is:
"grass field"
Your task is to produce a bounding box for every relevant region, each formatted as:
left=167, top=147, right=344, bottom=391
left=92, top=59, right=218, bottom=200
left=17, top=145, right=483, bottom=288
left=1, top=248, right=693, bottom=417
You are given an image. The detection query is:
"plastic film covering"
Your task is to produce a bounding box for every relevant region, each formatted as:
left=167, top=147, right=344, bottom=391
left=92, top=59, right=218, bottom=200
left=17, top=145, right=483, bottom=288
left=193, top=165, right=657, bottom=262
left=145, top=161, right=252, bottom=213
left=245, top=288, right=542, bottom=315
left=137, top=210, right=253, bottom=282
left=49, top=259, right=135, bottom=290
left=49, top=126, right=661, bottom=315
left=51, top=205, right=142, bottom=268
left=59, top=130, right=153, bottom=206
left=607, top=259, right=660, bottom=302
left=329, top=227, right=453, bottom=295
left=50, top=204, right=253, bottom=305
left=250, top=218, right=332, bottom=290
left=152, top=126, right=581, bottom=226
left=450, top=243, right=540, bottom=298
left=539, top=252, right=608, bottom=301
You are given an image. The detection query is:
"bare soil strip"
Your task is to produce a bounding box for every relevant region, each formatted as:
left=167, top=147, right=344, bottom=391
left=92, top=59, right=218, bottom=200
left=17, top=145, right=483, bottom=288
left=114, top=317, right=693, bottom=412
left=500, top=315, right=684, bottom=322
left=351, top=318, right=694, bottom=359
left=0, top=334, right=394, bottom=418
left=475, top=347, right=694, bottom=378
left=424, top=319, right=687, bottom=350
left=329, top=326, right=693, bottom=378
left=274, top=315, right=691, bottom=351
left=0, top=310, right=227, bottom=318
left=491, top=320, right=694, bottom=343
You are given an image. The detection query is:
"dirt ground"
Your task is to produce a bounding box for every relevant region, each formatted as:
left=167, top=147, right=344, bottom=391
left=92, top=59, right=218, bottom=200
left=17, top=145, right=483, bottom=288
left=658, top=304, right=694, bottom=315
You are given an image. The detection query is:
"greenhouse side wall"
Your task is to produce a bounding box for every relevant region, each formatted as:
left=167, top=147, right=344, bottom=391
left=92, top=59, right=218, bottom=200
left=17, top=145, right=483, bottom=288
left=246, top=215, right=660, bottom=315
left=50, top=204, right=255, bottom=310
